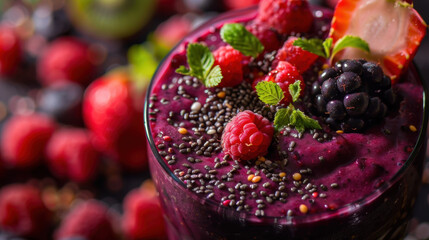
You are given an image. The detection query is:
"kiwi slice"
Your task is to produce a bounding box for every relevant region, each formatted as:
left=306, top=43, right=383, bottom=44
left=66, top=0, right=156, bottom=39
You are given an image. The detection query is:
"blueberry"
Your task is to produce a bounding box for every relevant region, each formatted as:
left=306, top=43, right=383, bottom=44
left=326, top=100, right=347, bottom=120
left=362, top=62, right=383, bottom=84
left=365, top=97, right=381, bottom=118
left=341, top=118, right=365, bottom=132
left=335, top=60, right=347, bottom=71
left=342, top=60, right=363, bottom=75
left=380, top=75, right=392, bottom=90
left=315, top=94, right=327, bottom=113
left=33, top=8, right=71, bottom=40
left=379, top=103, right=388, bottom=118
left=319, top=68, right=338, bottom=83
left=312, top=81, right=321, bottom=95
left=321, top=78, right=340, bottom=100
left=38, top=83, right=84, bottom=125
left=343, top=92, right=369, bottom=116
left=336, top=72, right=362, bottom=94
left=326, top=117, right=340, bottom=129
left=382, top=89, right=396, bottom=106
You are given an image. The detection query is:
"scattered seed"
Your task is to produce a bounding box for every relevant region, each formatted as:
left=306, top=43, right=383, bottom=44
left=292, top=173, right=302, bottom=181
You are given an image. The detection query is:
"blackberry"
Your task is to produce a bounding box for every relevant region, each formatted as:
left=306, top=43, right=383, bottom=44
left=313, top=59, right=396, bottom=132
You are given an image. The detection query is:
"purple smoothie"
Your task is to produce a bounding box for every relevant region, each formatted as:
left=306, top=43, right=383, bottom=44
left=145, top=6, right=428, bottom=240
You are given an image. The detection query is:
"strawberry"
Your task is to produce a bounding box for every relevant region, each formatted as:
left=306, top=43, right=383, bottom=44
left=1, top=113, right=56, bottom=169
left=274, top=36, right=320, bottom=73
left=329, top=0, right=427, bottom=83
left=122, top=187, right=167, bottom=240
left=37, top=37, right=98, bottom=87
left=0, top=25, right=22, bottom=76
left=55, top=200, right=120, bottom=240
left=0, top=184, right=52, bottom=239
left=46, top=128, right=100, bottom=183
left=82, top=70, right=148, bottom=171
left=265, top=61, right=305, bottom=105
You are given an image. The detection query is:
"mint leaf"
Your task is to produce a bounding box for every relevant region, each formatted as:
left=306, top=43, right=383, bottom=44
left=292, top=110, right=322, bottom=133
left=187, top=43, right=214, bottom=79
left=322, top=38, right=333, bottom=59
left=204, top=65, right=223, bottom=87
left=289, top=80, right=302, bottom=103
left=220, top=23, right=264, bottom=58
left=175, top=43, right=222, bottom=87
left=331, top=35, right=370, bottom=60
left=255, top=81, right=284, bottom=105
left=274, top=107, right=294, bottom=131
left=176, top=65, right=192, bottom=76
left=274, top=106, right=322, bottom=133
left=293, top=38, right=327, bottom=58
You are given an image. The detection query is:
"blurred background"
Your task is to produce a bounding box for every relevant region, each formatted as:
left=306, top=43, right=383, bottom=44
left=0, top=0, right=428, bottom=239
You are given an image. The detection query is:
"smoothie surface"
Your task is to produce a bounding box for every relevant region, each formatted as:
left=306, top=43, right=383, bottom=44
left=147, top=8, right=424, bottom=218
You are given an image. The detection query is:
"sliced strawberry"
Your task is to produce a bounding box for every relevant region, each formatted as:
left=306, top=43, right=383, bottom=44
left=329, top=0, right=427, bottom=83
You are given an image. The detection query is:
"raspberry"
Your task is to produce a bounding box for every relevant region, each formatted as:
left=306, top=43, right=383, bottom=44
left=266, top=61, right=305, bottom=105
left=274, top=36, right=319, bottom=73
left=37, top=37, right=98, bottom=87
left=257, top=0, right=314, bottom=35
left=1, top=113, right=56, bottom=168
left=122, top=188, right=167, bottom=240
left=0, top=25, right=22, bottom=76
left=46, top=128, right=100, bottom=183
left=55, top=200, right=120, bottom=240
left=221, top=111, right=274, bottom=161
left=0, top=184, right=52, bottom=239
left=224, top=0, right=260, bottom=10
left=246, top=22, right=281, bottom=52
left=213, top=46, right=243, bottom=88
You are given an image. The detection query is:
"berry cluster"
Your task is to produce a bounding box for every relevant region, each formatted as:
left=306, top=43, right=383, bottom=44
left=312, top=59, right=396, bottom=132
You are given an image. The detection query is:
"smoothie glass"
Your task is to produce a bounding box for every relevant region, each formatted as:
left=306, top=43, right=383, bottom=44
left=144, top=6, right=429, bottom=240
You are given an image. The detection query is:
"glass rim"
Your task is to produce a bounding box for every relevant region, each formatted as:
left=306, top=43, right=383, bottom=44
left=144, top=6, right=429, bottom=224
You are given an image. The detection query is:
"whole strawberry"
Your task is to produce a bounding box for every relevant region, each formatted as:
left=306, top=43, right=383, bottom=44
left=265, top=61, right=305, bottom=105
left=0, top=25, right=22, bottom=76
left=222, top=111, right=274, bottom=161
left=55, top=200, right=119, bottom=240
left=0, top=184, right=52, bottom=239
left=1, top=113, right=56, bottom=168
left=213, top=45, right=243, bottom=88
left=37, top=37, right=98, bottom=87
left=46, top=128, right=100, bottom=183
left=275, top=36, right=319, bottom=73
left=122, top=188, right=167, bottom=240
left=83, top=70, right=148, bottom=171
left=257, top=0, right=313, bottom=35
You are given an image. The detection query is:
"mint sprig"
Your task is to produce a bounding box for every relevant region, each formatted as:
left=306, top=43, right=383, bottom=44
left=255, top=80, right=321, bottom=133
left=255, top=81, right=284, bottom=105
left=220, top=23, right=264, bottom=58
left=272, top=82, right=321, bottom=132
left=273, top=105, right=322, bottom=133
left=176, top=43, right=222, bottom=87
left=289, top=80, right=302, bottom=103
left=293, top=35, right=370, bottom=62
